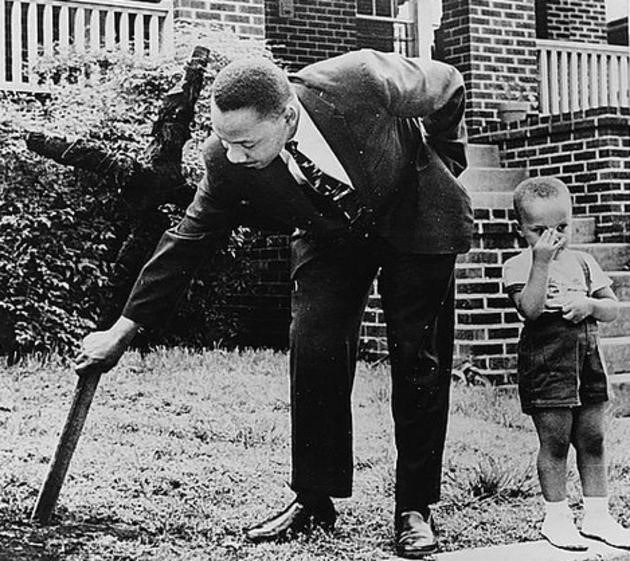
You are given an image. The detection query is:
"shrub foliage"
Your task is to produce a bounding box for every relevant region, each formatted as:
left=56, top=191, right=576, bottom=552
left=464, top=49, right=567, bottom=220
left=0, top=24, right=272, bottom=358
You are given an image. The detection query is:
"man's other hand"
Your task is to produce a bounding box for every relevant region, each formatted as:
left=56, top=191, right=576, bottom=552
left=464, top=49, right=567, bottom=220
left=74, top=317, right=139, bottom=376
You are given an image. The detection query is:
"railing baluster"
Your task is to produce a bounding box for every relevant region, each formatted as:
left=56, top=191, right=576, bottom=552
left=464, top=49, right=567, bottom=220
left=620, top=56, right=630, bottom=107
left=105, top=9, right=115, bottom=50
left=27, top=2, right=38, bottom=84
left=599, top=54, right=609, bottom=107
left=59, top=4, right=70, bottom=55
left=549, top=49, right=560, bottom=114
left=559, top=49, right=569, bottom=113
left=74, top=7, right=86, bottom=52
left=149, top=14, right=159, bottom=57
left=569, top=49, right=579, bottom=112
left=589, top=52, right=598, bottom=109
left=90, top=8, right=101, bottom=53
left=539, top=47, right=550, bottom=114
left=134, top=12, right=145, bottom=57
left=0, top=0, right=5, bottom=86
left=609, top=55, right=619, bottom=107
left=120, top=11, right=130, bottom=54
left=11, top=0, right=23, bottom=84
left=579, top=51, right=589, bottom=110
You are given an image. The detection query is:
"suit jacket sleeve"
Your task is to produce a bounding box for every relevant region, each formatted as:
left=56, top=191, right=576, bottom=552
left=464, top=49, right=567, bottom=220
left=359, top=50, right=467, bottom=177
left=121, top=137, right=237, bottom=329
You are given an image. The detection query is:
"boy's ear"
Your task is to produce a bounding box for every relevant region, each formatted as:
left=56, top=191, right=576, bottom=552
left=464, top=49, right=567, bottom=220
left=515, top=222, right=524, bottom=238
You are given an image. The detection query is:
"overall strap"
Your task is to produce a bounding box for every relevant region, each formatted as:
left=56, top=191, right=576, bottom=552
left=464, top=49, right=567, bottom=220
left=575, top=252, right=593, bottom=296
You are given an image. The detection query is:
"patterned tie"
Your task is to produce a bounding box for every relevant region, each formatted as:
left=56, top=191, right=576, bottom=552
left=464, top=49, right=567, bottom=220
left=285, top=140, right=354, bottom=204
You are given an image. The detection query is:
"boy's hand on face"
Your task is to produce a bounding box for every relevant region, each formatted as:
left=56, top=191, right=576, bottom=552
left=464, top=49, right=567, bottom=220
left=532, top=228, right=565, bottom=264
left=561, top=294, right=593, bottom=323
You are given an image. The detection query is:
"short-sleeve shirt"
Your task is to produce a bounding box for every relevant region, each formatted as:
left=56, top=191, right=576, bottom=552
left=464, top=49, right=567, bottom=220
left=503, top=248, right=612, bottom=314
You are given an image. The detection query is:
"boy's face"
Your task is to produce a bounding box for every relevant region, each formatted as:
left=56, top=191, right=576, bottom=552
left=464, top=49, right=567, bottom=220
left=517, top=195, right=572, bottom=251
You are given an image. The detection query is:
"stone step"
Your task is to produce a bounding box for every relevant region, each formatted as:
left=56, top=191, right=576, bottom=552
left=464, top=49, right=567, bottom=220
left=420, top=536, right=630, bottom=561
left=610, top=272, right=630, bottom=300
left=459, top=167, right=528, bottom=192
left=467, top=143, right=501, bottom=167
left=601, top=335, right=630, bottom=375
left=599, top=302, right=630, bottom=338
left=469, top=191, right=514, bottom=209
left=572, top=243, right=630, bottom=271
left=572, top=216, right=597, bottom=244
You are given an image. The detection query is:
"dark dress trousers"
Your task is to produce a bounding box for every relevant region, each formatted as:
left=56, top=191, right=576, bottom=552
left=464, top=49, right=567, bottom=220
left=122, top=50, right=473, bottom=511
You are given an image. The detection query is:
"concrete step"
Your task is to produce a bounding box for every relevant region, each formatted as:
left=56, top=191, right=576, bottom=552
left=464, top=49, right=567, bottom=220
left=423, top=536, right=630, bottom=561
left=459, top=167, right=528, bottom=192
left=610, top=271, right=630, bottom=300
left=571, top=243, right=630, bottom=271
left=601, top=335, right=630, bottom=375
left=469, top=191, right=514, bottom=209
left=600, top=302, right=630, bottom=338
left=467, top=143, right=501, bottom=167
left=572, top=216, right=597, bottom=244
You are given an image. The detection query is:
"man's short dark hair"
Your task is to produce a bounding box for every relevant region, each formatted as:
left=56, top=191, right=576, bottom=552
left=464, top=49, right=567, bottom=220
left=513, top=177, right=571, bottom=221
left=211, top=56, right=292, bottom=118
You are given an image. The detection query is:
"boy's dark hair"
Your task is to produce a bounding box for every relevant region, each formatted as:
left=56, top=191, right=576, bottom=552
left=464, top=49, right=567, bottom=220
left=211, top=56, right=292, bottom=118
left=513, top=177, right=571, bottom=221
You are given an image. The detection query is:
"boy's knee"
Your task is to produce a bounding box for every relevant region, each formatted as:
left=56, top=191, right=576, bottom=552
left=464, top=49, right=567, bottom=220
left=575, top=431, right=605, bottom=457
left=541, top=433, right=571, bottom=458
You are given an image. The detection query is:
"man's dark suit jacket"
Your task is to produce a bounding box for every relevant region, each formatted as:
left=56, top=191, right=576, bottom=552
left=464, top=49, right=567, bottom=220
left=122, top=49, right=473, bottom=329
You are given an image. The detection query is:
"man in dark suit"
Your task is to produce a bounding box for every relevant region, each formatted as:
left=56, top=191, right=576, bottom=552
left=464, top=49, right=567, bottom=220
left=75, top=50, right=472, bottom=558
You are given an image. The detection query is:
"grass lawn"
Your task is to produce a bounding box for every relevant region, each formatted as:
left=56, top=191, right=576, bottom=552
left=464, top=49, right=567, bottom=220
left=1, top=348, right=629, bottom=560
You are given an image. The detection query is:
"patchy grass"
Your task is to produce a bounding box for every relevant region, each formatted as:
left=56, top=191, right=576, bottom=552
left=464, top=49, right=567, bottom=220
left=1, top=348, right=629, bottom=560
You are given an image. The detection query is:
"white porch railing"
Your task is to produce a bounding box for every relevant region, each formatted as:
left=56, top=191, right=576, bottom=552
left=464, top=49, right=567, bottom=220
left=0, top=0, right=174, bottom=92
left=537, top=39, right=630, bottom=115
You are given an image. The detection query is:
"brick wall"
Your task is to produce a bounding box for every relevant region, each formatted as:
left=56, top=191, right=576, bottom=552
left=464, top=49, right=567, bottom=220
left=173, top=0, right=265, bottom=39
left=264, top=0, right=356, bottom=69
left=472, top=108, right=630, bottom=242
left=435, top=0, right=539, bottom=135
left=543, top=0, right=608, bottom=43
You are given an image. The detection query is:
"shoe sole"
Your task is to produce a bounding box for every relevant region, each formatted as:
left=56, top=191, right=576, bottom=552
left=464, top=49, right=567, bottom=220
left=541, top=532, right=588, bottom=552
left=580, top=531, right=630, bottom=550
left=395, top=544, right=439, bottom=558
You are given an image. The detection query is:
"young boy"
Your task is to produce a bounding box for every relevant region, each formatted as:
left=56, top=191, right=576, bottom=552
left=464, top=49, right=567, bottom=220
left=503, top=177, right=629, bottom=551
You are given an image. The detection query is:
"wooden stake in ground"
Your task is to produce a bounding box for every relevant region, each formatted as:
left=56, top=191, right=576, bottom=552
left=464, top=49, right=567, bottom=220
left=29, top=46, right=210, bottom=525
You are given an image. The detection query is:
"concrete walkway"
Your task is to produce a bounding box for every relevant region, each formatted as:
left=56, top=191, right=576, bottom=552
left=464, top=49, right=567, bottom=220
left=386, top=539, right=630, bottom=561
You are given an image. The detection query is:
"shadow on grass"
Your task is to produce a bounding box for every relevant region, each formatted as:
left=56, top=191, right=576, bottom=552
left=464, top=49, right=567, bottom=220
left=0, top=513, right=142, bottom=561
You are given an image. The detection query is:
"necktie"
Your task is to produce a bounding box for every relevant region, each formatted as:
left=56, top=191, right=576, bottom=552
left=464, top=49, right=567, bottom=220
left=285, top=140, right=354, bottom=204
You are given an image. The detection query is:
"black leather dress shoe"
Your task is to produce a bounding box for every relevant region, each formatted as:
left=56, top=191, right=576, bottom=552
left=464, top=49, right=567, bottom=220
left=245, top=497, right=336, bottom=542
left=395, top=511, right=438, bottom=558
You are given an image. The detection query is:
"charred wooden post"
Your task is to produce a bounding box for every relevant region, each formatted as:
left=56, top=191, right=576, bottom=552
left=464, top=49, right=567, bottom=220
left=30, top=46, right=211, bottom=525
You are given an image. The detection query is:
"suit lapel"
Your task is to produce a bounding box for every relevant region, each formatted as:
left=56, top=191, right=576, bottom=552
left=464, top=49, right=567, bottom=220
left=293, top=82, right=369, bottom=196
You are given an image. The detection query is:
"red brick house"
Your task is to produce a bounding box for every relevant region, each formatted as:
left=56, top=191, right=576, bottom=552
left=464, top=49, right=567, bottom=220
left=2, top=0, right=629, bottom=384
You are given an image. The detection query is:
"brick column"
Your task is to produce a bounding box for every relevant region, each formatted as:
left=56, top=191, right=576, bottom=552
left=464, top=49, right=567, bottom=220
left=173, top=0, right=265, bottom=39
left=264, top=0, right=357, bottom=69
left=435, top=0, right=538, bottom=134
left=543, top=0, right=608, bottom=43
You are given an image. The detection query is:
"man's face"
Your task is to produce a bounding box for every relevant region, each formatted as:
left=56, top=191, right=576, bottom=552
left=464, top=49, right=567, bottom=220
left=518, top=195, right=573, bottom=250
left=211, top=98, right=296, bottom=170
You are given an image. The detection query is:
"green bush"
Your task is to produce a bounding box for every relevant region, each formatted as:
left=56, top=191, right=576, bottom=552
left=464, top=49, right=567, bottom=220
left=0, top=23, right=273, bottom=358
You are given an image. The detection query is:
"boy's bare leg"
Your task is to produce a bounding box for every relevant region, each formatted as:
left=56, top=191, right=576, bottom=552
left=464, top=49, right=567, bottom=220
left=532, top=408, right=588, bottom=551
left=574, top=403, right=630, bottom=549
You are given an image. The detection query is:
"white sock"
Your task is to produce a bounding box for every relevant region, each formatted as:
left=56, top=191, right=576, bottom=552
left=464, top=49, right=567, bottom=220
left=583, top=496, right=608, bottom=519
left=582, top=496, right=630, bottom=547
left=541, top=500, right=588, bottom=550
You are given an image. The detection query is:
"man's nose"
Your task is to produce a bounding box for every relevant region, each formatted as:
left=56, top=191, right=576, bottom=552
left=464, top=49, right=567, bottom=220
left=225, top=144, right=247, bottom=164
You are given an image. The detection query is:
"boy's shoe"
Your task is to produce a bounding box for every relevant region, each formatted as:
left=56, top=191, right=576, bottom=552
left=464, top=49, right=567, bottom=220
left=541, top=513, right=589, bottom=551
left=581, top=515, right=630, bottom=550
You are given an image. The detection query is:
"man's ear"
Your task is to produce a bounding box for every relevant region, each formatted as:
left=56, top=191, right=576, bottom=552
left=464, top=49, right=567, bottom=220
left=285, top=103, right=298, bottom=127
